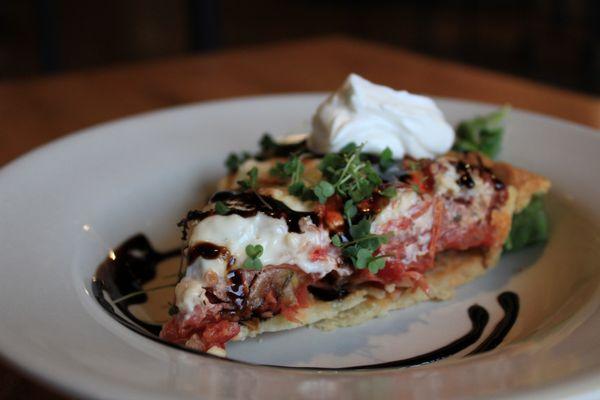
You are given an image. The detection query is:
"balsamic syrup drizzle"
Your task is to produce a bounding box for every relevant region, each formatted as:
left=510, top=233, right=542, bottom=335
left=256, top=139, right=309, bottom=159
left=456, top=161, right=476, bottom=189
left=468, top=292, right=519, bottom=355
left=93, top=234, right=520, bottom=370
left=92, top=234, right=178, bottom=336
left=179, top=191, right=319, bottom=237
left=187, top=241, right=232, bottom=265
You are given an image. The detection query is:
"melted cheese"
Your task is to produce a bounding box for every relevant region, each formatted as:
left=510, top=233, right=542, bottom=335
left=187, top=213, right=338, bottom=278
left=371, top=189, right=434, bottom=265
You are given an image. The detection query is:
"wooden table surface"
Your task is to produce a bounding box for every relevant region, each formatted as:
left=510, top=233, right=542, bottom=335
left=0, top=36, right=598, bottom=399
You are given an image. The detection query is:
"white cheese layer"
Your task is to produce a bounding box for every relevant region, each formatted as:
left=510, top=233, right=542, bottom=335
left=434, top=159, right=462, bottom=196
left=372, top=190, right=420, bottom=227
left=187, top=212, right=338, bottom=275
left=175, top=277, right=207, bottom=313
left=178, top=213, right=341, bottom=313
left=371, top=189, right=434, bottom=265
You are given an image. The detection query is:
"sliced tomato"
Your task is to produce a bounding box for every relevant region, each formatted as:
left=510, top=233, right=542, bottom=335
left=201, top=321, right=240, bottom=350
left=279, top=282, right=311, bottom=323
left=309, top=247, right=329, bottom=262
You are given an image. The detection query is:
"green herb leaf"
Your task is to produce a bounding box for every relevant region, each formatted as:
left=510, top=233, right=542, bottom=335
left=215, top=201, right=230, bottom=215
left=340, top=142, right=358, bottom=154
left=343, top=200, right=357, bottom=220
left=237, top=166, right=259, bottom=190
left=288, top=181, right=305, bottom=196
left=407, top=160, right=420, bottom=171
left=360, top=235, right=388, bottom=252
left=300, top=187, right=318, bottom=202
left=270, top=156, right=302, bottom=180
left=331, top=234, right=343, bottom=247
left=349, top=218, right=371, bottom=240
left=352, top=248, right=388, bottom=273
left=270, top=155, right=306, bottom=198
left=350, top=185, right=372, bottom=203
left=318, top=142, right=383, bottom=203
left=314, top=180, right=335, bottom=203
left=225, top=152, right=251, bottom=173
left=259, top=133, right=277, bottom=154
left=453, top=106, right=509, bottom=159
left=225, top=153, right=239, bottom=172
left=365, top=164, right=382, bottom=185
left=355, top=248, right=373, bottom=268
left=379, top=147, right=394, bottom=171
left=381, top=186, right=397, bottom=198
left=504, top=196, right=549, bottom=252
left=248, top=167, right=258, bottom=188
left=333, top=216, right=389, bottom=271
left=242, top=258, right=263, bottom=270
left=367, top=257, right=387, bottom=273
left=245, top=244, right=263, bottom=258
left=342, top=244, right=359, bottom=259
left=242, top=244, right=264, bottom=270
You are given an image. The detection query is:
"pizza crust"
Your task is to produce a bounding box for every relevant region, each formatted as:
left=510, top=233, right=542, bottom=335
left=313, top=250, right=489, bottom=330
left=492, top=162, right=551, bottom=213
left=235, top=249, right=496, bottom=341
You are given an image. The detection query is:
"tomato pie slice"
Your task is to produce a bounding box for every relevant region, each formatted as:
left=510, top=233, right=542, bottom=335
left=160, top=147, right=549, bottom=355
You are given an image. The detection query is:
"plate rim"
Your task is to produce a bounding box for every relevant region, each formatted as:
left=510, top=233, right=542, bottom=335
left=0, top=92, right=599, bottom=400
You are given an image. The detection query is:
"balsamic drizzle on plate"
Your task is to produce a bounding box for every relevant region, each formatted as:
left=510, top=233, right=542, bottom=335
left=93, top=233, right=520, bottom=370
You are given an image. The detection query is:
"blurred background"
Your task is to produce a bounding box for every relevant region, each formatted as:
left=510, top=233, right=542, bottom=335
left=1, top=0, right=598, bottom=94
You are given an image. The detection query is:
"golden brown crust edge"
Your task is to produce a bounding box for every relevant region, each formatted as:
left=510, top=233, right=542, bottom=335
left=236, top=250, right=494, bottom=339
left=493, top=162, right=551, bottom=213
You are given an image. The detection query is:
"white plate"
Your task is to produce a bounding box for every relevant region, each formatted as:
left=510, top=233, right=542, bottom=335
left=0, top=94, right=599, bottom=400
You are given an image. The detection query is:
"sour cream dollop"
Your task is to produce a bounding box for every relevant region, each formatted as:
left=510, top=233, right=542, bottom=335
left=308, top=74, right=455, bottom=158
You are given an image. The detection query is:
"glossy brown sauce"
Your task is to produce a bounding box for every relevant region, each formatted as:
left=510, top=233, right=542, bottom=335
left=187, top=241, right=234, bottom=268
left=333, top=304, right=489, bottom=370
left=256, top=138, right=309, bottom=159
left=178, top=191, right=319, bottom=238
left=93, top=233, right=519, bottom=370
left=468, top=291, right=519, bottom=354
left=456, top=161, right=476, bottom=189
left=92, top=234, right=179, bottom=336
left=356, top=191, right=391, bottom=218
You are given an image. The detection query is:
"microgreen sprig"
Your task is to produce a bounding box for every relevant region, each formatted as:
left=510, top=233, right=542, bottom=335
left=355, top=249, right=388, bottom=272
left=378, top=147, right=394, bottom=171
left=236, top=166, right=273, bottom=209
left=453, top=106, right=509, bottom=159
left=242, top=244, right=264, bottom=270
left=225, top=152, right=251, bottom=173
left=237, top=166, right=259, bottom=190
left=343, top=199, right=357, bottom=219
left=317, top=143, right=383, bottom=204
left=259, top=134, right=278, bottom=154
left=381, top=186, right=397, bottom=198
left=270, top=155, right=310, bottom=197
left=215, top=201, right=230, bottom=215
left=331, top=216, right=390, bottom=274
left=313, top=181, right=335, bottom=204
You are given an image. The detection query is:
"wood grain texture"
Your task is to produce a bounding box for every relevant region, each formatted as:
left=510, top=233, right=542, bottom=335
left=0, top=36, right=598, bottom=399
left=1, top=36, right=598, bottom=168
